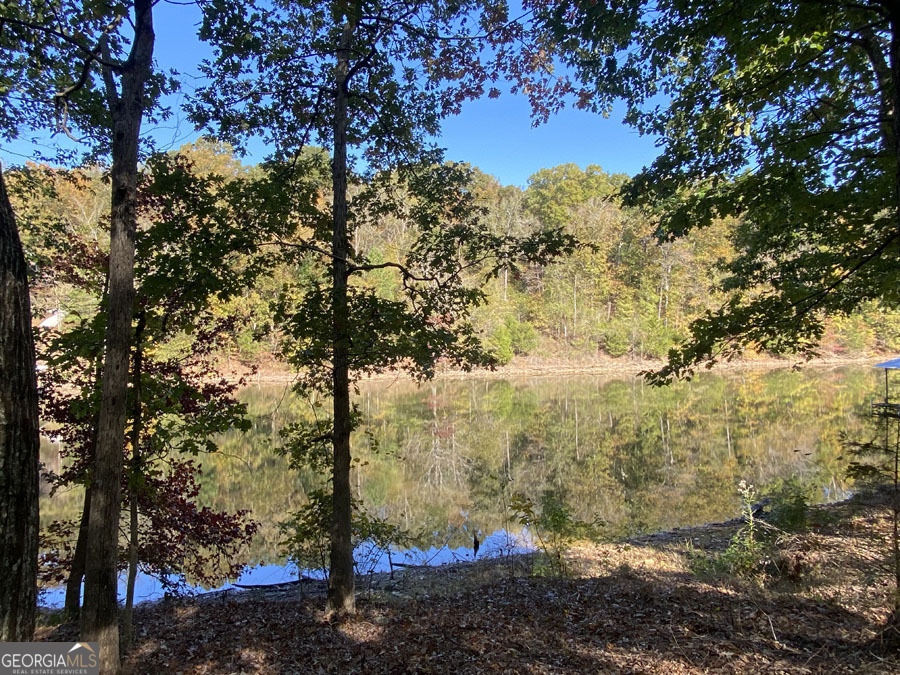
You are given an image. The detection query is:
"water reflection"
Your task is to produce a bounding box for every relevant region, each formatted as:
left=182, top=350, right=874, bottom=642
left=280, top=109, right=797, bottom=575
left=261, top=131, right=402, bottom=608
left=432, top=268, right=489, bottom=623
left=39, top=365, right=874, bottom=604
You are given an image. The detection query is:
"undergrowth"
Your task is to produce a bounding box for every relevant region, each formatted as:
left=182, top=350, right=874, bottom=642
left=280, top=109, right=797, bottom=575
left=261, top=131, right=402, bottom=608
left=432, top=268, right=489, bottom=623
left=688, top=479, right=812, bottom=583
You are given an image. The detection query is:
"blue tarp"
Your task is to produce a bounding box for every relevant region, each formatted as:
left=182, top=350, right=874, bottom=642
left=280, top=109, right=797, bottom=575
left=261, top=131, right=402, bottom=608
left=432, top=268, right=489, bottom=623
left=875, top=358, right=900, bottom=369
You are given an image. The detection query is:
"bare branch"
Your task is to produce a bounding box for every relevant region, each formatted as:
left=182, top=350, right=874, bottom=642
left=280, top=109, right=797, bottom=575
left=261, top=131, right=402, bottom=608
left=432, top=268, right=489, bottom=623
left=52, top=49, right=102, bottom=141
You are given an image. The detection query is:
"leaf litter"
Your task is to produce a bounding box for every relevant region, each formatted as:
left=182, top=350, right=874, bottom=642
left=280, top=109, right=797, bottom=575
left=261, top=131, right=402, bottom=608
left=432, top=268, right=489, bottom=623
left=37, top=490, right=900, bottom=673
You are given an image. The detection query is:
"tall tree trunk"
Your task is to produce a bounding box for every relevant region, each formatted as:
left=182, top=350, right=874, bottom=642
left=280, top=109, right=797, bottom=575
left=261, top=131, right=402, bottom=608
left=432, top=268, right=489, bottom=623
left=65, top=352, right=104, bottom=620
left=123, top=310, right=145, bottom=649
left=327, top=15, right=356, bottom=616
left=890, top=11, right=900, bottom=621
left=81, top=3, right=154, bottom=670
left=0, top=167, right=40, bottom=642
left=572, top=273, right=577, bottom=338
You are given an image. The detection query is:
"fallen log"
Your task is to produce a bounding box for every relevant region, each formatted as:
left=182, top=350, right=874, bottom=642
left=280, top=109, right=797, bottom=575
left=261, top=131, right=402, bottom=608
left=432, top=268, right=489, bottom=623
left=233, top=578, right=319, bottom=589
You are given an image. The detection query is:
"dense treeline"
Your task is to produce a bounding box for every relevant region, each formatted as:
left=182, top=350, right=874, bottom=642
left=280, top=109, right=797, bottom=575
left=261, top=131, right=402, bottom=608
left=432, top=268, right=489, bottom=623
left=13, top=141, right=900, bottom=370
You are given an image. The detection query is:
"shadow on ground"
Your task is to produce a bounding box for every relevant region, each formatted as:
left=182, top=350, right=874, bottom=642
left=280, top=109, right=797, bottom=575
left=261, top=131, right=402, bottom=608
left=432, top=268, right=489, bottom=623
left=38, top=492, right=899, bottom=673
left=103, top=565, right=895, bottom=674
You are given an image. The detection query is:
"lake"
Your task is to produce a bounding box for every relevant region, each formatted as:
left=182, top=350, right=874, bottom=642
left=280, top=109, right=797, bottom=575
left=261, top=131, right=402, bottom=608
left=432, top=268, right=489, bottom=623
left=39, top=364, right=877, bottom=605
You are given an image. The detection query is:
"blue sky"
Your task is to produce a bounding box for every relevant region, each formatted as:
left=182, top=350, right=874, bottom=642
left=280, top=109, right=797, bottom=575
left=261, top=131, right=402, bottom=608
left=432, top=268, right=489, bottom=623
left=2, top=1, right=661, bottom=188
left=439, top=97, right=659, bottom=187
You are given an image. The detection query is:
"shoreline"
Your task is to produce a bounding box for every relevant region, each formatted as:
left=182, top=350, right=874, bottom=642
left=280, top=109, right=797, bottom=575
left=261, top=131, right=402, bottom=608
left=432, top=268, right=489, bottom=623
left=230, top=353, right=884, bottom=386
left=36, top=488, right=899, bottom=674
left=36, top=490, right=862, bottom=614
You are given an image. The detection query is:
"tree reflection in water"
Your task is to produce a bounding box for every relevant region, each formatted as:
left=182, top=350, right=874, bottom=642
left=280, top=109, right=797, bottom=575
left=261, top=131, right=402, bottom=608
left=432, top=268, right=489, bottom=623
left=39, top=365, right=873, bottom=593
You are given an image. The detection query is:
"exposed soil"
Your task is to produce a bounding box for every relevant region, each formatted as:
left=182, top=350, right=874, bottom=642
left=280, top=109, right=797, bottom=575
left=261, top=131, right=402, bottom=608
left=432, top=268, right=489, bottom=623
left=230, top=353, right=882, bottom=386
left=38, top=490, right=900, bottom=673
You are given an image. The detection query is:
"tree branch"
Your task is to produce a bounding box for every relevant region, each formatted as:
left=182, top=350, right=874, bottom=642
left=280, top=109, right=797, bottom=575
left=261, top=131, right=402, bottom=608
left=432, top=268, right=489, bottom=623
left=348, top=260, right=436, bottom=283
left=258, top=239, right=345, bottom=264
left=0, top=15, right=124, bottom=72
left=790, top=229, right=900, bottom=317
left=393, top=9, right=534, bottom=43
left=52, top=47, right=104, bottom=141
left=99, top=36, right=120, bottom=110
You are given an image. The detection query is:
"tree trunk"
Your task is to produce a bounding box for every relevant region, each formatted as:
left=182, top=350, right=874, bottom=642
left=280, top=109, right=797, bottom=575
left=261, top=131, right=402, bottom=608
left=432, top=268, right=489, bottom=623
left=572, top=273, right=577, bottom=339
left=64, top=482, right=92, bottom=619
left=889, top=11, right=900, bottom=618
left=65, top=353, right=104, bottom=620
left=0, top=167, right=40, bottom=642
left=81, top=3, right=154, bottom=670
left=327, top=16, right=356, bottom=616
left=123, top=310, right=145, bottom=649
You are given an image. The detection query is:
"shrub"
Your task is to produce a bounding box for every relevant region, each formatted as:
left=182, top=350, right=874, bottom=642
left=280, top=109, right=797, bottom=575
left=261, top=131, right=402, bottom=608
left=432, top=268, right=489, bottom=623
left=689, top=481, right=771, bottom=579
left=831, top=314, right=875, bottom=352
left=489, top=323, right=514, bottom=364
left=509, top=489, right=603, bottom=576
left=507, top=316, right=538, bottom=355
left=765, top=477, right=812, bottom=531
left=489, top=316, right=539, bottom=364
left=602, top=325, right=631, bottom=358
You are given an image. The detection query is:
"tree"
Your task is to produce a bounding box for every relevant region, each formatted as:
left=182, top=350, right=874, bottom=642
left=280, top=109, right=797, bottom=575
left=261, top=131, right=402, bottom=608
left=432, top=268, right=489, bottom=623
left=79, top=3, right=155, bottom=665
left=1, top=1, right=161, bottom=667
left=538, top=0, right=900, bottom=380
left=195, top=0, right=575, bottom=613
left=15, top=150, right=267, bottom=644
left=523, top=163, right=629, bottom=346
left=525, top=163, right=627, bottom=231
left=6, top=163, right=111, bottom=619
left=0, top=168, right=40, bottom=641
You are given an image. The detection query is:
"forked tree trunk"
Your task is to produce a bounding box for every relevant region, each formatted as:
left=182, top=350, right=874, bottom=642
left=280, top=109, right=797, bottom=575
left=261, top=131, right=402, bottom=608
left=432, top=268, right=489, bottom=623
left=327, top=16, right=356, bottom=616
left=0, top=167, right=40, bottom=641
left=81, top=2, right=154, bottom=671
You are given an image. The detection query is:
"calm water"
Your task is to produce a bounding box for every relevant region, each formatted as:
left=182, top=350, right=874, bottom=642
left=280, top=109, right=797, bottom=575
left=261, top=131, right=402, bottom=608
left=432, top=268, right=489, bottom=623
left=40, top=365, right=877, bottom=604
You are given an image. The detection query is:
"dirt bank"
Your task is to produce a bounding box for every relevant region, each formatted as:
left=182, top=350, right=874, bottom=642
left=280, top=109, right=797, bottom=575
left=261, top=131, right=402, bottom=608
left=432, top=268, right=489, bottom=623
left=231, top=353, right=883, bottom=386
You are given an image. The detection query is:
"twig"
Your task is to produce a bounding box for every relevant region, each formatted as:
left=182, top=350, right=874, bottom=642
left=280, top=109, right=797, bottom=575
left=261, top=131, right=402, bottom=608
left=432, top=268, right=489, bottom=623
left=766, top=613, right=780, bottom=645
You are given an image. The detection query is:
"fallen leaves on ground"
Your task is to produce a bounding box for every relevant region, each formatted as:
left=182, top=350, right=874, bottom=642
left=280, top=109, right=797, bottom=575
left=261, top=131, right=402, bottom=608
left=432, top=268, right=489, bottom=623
left=38, top=491, right=900, bottom=673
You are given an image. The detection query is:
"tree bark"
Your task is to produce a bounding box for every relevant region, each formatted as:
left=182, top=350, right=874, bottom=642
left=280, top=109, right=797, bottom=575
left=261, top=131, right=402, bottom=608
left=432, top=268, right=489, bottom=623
left=572, top=273, right=577, bottom=338
left=327, top=15, right=356, bottom=616
left=889, top=7, right=900, bottom=619
left=891, top=9, right=900, bottom=230
left=65, top=354, right=103, bottom=620
left=64, top=482, right=92, bottom=619
left=123, top=310, right=145, bottom=649
left=0, top=167, right=40, bottom=642
left=81, top=2, right=154, bottom=670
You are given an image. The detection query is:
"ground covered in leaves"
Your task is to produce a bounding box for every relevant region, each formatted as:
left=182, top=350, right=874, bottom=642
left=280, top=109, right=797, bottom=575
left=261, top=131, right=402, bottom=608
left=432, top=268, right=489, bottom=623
left=40, top=491, right=900, bottom=673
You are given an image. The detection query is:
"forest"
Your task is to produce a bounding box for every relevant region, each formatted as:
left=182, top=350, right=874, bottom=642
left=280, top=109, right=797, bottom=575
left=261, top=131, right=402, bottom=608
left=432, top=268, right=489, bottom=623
left=13, top=147, right=900, bottom=371
left=2, top=0, right=900, bottom=673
